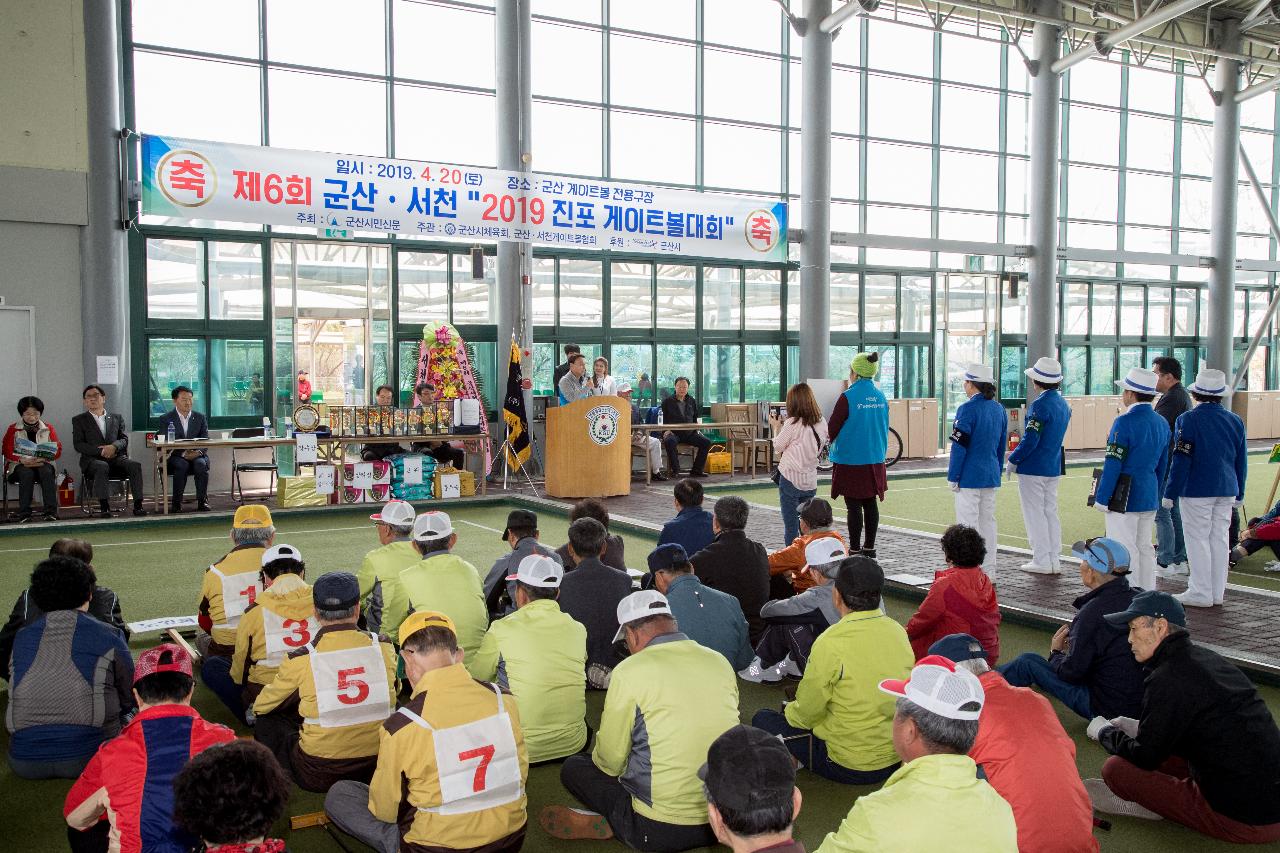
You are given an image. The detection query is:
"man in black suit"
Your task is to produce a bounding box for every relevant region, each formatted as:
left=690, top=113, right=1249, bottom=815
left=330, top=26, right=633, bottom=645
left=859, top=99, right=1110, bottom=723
left=72, top=384, right=146, bottom=517
left=1152, top=356, right=1191, bottom=575
left=157, top=385, right=210, bottom=512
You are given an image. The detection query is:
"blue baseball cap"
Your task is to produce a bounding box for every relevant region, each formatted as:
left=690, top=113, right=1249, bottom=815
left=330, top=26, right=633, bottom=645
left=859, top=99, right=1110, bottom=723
left=647, top=543, right=689, bottom=571
left=1071, top=537, right=1130, bottom=575
left=927, top=633, right=988, bottom=663
left=1103, top=590, right=1187, bottom=628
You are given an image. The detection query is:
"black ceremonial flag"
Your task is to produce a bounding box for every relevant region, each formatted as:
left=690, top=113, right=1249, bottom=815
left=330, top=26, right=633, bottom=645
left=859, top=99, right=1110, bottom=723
left=502, top=339, right=532, bottom=471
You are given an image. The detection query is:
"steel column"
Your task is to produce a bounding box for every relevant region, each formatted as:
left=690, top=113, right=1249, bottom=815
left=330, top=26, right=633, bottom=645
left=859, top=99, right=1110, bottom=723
left=1207, top=19, right=1242, bottom=376
left=799, top=0, right=833, bottom=384
left=81, top=0, right=130, bottom=413
left=1026, top=0, right=1061, bottom=400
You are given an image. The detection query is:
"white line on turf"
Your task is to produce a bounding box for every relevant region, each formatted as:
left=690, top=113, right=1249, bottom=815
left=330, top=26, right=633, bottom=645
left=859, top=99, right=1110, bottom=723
left=458, top=519, right=503, bottom=534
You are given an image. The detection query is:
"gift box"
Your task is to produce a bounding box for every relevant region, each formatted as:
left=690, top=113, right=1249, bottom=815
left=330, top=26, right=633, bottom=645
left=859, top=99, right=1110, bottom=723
left=433, top=464, right=476, bottom=499
left=341, top=483, right=392, bottom=504
left=390, top=454, right=436, bottom=501
left=277, top=475, right=336, bottom=508
left=341, top=461, right=392, bottom=486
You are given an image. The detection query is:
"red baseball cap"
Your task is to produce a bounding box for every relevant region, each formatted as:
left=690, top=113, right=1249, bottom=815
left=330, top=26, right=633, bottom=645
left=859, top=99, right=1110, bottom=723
left=133, top=643, right=193, bottom=684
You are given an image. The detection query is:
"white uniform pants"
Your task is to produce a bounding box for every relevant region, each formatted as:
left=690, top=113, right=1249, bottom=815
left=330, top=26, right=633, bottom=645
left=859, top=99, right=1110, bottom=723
left=954, top=488, right=998, bottom=580
left=1104, top=510, right=1158, bottom=592
left=1180, top=495, right=1233, bottom=605
left=634, top=435, right=662, bottom=474
left=1017, top=474, right=1061, bottom=570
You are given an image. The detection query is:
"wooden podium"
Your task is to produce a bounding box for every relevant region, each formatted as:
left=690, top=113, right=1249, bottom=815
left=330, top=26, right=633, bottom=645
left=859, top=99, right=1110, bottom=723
left=546, top=397, right=632, bottom=498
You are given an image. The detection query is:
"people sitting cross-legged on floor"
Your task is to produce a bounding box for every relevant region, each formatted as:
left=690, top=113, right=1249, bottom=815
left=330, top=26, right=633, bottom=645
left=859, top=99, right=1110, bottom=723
left=741, top=537, right=848, bottom=684
left=556, top=517, right=634, bottom=690
left=999, top=536, right=1145, bottom=721
left=905, top=524, right=1000, bottom=665
left=252, top=571, right=397, bottom=793
left=483, top=509, right=563, bottom=618
left=555, top=498, right=627, bottom=572
left=765, top=497, right=847, bottom=599
left=814, top=656, right=1017, bottom=852
left=63, top=643, right=235, bottom=853
left=1085, top=591, right=1280, bottom=844
left=930, top=634, right=1099, bottom=853
left=649, top=543, right=752, bottom=671
left=171, top=739, right=291, bottom=853
left=752, top=556, right=913, bottom=786
left=542, top=590, right=740, bottom=852
left=6, top=555, right=135, bottom=780
left=657, top=478, right=716, bottom=559
left=691, top=496, right=771, bottom=644
left=399, top=510, right=490, bottom=674
left=471, top=554, right=589, bottom=764
left=700, top=725, right=805, bottom=853
left=324, top=611, right=529, bottom=853
left=197, top=504, right=273, bottom=723
left=0, top=538, right=128, bottom=682
left=230, top=544, right=314, bottom=712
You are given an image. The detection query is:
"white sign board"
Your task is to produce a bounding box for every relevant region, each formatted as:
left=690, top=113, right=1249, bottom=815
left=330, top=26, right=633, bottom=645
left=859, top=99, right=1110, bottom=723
left=439, top=472, right=461, bottom=499
left=314, top=465, right=336, bottom=495
left=96, top=355, right=119, bottom=385
left=127, top=614, right=199, bottom=634
left=296, top=431, right=318, bottom=464
left=403, top=454, right=424, bottom=485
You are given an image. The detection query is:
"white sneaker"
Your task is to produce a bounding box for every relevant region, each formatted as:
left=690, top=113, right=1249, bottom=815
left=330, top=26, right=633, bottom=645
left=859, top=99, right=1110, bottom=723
left=1172, top=591, right=1213, bottom=608
left=778, top=654, right=803, bottom=679
left=1019, top=562, right=1058, bottom=575
left=738, top=657, right=783, bottom=683
left=1083, top=778, right=1163, bottom=821
left=1157, top=561, right=1190, bottom=577
left=1264, top=561, right=1280, bottom=573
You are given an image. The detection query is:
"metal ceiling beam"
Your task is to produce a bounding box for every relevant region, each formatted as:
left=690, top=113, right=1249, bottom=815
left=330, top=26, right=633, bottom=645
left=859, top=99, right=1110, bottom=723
left=1236, top=70, right=1280, bottom=100
left=1051, top=0, right=1214, bottom=72
left=820, top=0, right=881, bottom=32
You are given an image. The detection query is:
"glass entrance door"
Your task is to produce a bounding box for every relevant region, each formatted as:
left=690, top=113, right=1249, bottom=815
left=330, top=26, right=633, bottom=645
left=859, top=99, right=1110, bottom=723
left=941, top=273, right=997, bottom=424
left=295, top=318, right=368, bottom=406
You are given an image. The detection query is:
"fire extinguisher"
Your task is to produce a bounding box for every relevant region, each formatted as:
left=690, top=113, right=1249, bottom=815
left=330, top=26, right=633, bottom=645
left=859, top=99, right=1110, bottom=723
left=1008, top=433, right=1021, bottom=452
left=58, top=470, right=77, bottom=508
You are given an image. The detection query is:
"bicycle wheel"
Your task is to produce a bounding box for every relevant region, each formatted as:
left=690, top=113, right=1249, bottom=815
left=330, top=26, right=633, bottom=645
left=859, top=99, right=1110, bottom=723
left=885, top=427, right=903, bottom=467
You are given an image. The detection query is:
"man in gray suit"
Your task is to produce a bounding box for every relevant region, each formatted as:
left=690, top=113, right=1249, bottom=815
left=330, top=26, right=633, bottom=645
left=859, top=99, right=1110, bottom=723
left=72, top=384, right=146, bottom=517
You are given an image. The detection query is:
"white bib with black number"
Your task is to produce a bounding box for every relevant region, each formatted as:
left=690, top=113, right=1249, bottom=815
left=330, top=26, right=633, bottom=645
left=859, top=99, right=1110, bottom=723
left=401, top=685, right=522, bottom=815
left=261, top=607, right=314, bottom=667
left=212, top=567, right=261, bottom=630
left=306, top=636, right=391, bottom=728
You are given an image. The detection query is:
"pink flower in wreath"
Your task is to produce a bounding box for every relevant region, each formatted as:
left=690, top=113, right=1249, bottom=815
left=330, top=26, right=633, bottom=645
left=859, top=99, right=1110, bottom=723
left=434, top=325, right=453, bottom=345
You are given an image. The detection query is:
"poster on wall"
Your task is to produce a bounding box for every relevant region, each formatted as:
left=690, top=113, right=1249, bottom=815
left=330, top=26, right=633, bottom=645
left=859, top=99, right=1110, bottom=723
left=140, top=134, right=787, bottom=263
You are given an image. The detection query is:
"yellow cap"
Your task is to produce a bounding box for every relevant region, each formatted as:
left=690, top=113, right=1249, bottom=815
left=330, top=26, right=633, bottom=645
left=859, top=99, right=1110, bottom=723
left=399, top=610, right=457, bottom=646
left=232, top=504, right=274, bottom=529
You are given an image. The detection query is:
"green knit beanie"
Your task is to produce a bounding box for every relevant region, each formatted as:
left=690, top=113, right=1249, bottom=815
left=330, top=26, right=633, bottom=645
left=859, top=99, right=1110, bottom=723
left=851, top=351, right=880, bottom=378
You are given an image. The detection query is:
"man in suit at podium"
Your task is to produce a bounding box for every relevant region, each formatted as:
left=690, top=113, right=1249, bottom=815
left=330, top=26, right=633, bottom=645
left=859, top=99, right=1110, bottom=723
left=72, top=384, right=146, bottom=517
left=157, top=385, right=210, bottom=513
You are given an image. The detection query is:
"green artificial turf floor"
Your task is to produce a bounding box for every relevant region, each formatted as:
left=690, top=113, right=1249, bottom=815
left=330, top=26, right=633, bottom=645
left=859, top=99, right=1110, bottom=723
left=722, top=452, right=1280, bottom=594
left=0, top=502, right=1278, bottom=851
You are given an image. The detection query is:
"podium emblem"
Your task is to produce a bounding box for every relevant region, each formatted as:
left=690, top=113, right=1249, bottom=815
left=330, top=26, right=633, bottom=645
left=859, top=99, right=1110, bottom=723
left=585, top=405, right=620, bottom=446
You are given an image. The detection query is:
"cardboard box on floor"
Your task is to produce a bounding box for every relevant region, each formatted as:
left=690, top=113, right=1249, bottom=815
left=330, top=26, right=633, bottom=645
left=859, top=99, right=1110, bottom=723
left=906, top=398, right=939, bottom=458
left=1233, top=391, right=1276, bottom=440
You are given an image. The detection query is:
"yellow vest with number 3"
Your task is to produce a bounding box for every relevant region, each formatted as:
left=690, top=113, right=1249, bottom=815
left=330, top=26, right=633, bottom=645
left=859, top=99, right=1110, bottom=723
left=399, top=685, right=522, bottom=816
left=306, top=634, right=391, bottom=728
left=261, top=607, right=314, bottom=668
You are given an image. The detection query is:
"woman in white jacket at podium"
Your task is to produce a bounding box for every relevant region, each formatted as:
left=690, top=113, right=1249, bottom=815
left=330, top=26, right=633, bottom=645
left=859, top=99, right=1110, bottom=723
left=591, top=356, right=618, bottom=396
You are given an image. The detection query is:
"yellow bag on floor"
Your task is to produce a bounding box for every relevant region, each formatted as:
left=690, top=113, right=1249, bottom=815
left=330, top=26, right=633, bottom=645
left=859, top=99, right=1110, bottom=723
left=706, top=444, right=733, bottom=474
left=433, top=465, right=476, bottom=499
left=276, top=476, right=333, bottom=508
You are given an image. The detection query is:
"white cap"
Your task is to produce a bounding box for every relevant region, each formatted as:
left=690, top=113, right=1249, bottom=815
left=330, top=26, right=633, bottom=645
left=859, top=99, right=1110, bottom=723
left=1024, top=357, right=1063, bottom=383
left=369, top=499, right=415, bottom=527
left=616, top=380, right=633, bottom=394
left=261, top=543, right=303, bottom=567
left=612, top=590, right=673, bottom=643
left=412, top=511, right=454, bottom=542
left=1187, top=368, right=1229, bottom=397
left=804, top=539, right=848, bottom=577
left=506, top=554, right=564, bottom=588
left=963, top=363, right=994, bottom=384
left=1117, top=367, right=1159, bottom=395
left=878, top=655, right=986, bottom=721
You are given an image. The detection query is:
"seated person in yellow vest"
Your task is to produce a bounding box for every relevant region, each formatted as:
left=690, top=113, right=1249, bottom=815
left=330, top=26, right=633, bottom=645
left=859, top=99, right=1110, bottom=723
left=471, top=554, right=589, bottom=764
left=230, top=543, right=314, bottom=712
left=252, top=571, right=397, bottom=793
left=197, top=504, right=273, bottom=723
left=400, top=511, right=489, bottom=676
left=358, top=500, right=419, bottom=638
left=361, top=385, right=408, bottom=462
left=324, top=611, right=529, bottom=853
left=751, top=556, right=914, bottom=786
left=541, top=590, right=740, bottom=851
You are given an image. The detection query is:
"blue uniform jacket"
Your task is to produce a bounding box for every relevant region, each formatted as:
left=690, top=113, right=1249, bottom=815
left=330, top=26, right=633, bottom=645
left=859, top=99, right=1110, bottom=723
left=1097, top=403, right=1170, bottom=512
left=947, top=393, right=1007, bottom=489
left=828, top=379, right=889, bottom=466
left=1164, top=402, right=1247, bottom=501
left=1007, top=389, right=1070, bottom=477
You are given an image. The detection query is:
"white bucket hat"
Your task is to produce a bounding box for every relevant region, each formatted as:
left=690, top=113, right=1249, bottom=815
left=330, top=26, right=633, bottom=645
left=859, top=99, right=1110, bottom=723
left=1187, top=368, right=1230, bottom=397
left=1024, top=357, right=1063, bottom=383
left=1116, top=367, right=1159, bottom=395
left=963, top=363, right=994, bottom=383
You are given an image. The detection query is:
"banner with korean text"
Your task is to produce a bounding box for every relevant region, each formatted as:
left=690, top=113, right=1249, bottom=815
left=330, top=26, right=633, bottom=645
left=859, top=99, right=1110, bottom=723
left=141, top=135, right=788, bottom=263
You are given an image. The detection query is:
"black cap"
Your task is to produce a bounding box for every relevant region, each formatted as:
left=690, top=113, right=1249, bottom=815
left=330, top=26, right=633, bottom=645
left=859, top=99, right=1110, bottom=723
left=698, top=725, right=795, bottom=812
left=928, top=633, right=988, bottom=663
left=1103, top=590, right=1186, bottom=628
left=647, top=543, right=689, bottom=571
left=834, top=555, right=883, bottom=598
left=313, top=571, right=360, bottom=609
left=501, top=509, right=538, bottom=541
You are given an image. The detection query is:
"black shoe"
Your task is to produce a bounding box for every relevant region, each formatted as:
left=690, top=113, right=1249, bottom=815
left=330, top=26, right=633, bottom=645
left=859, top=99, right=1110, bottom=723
left=10, top=512, right=32, bottom=524
left=95, top=509, right=113, bottom=519
left=197, top=501, right=211, bottom=512
left=690, top=470, right=709, bottom=478
left=651, top=472, right=669, bottom=482
left=170, top=503, right=184, bottom=514
left=861, top=548, right=877, bottom=559
left=42, top=510, right=59, bottom=522
left=133, top=506, right=149, bottom=517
